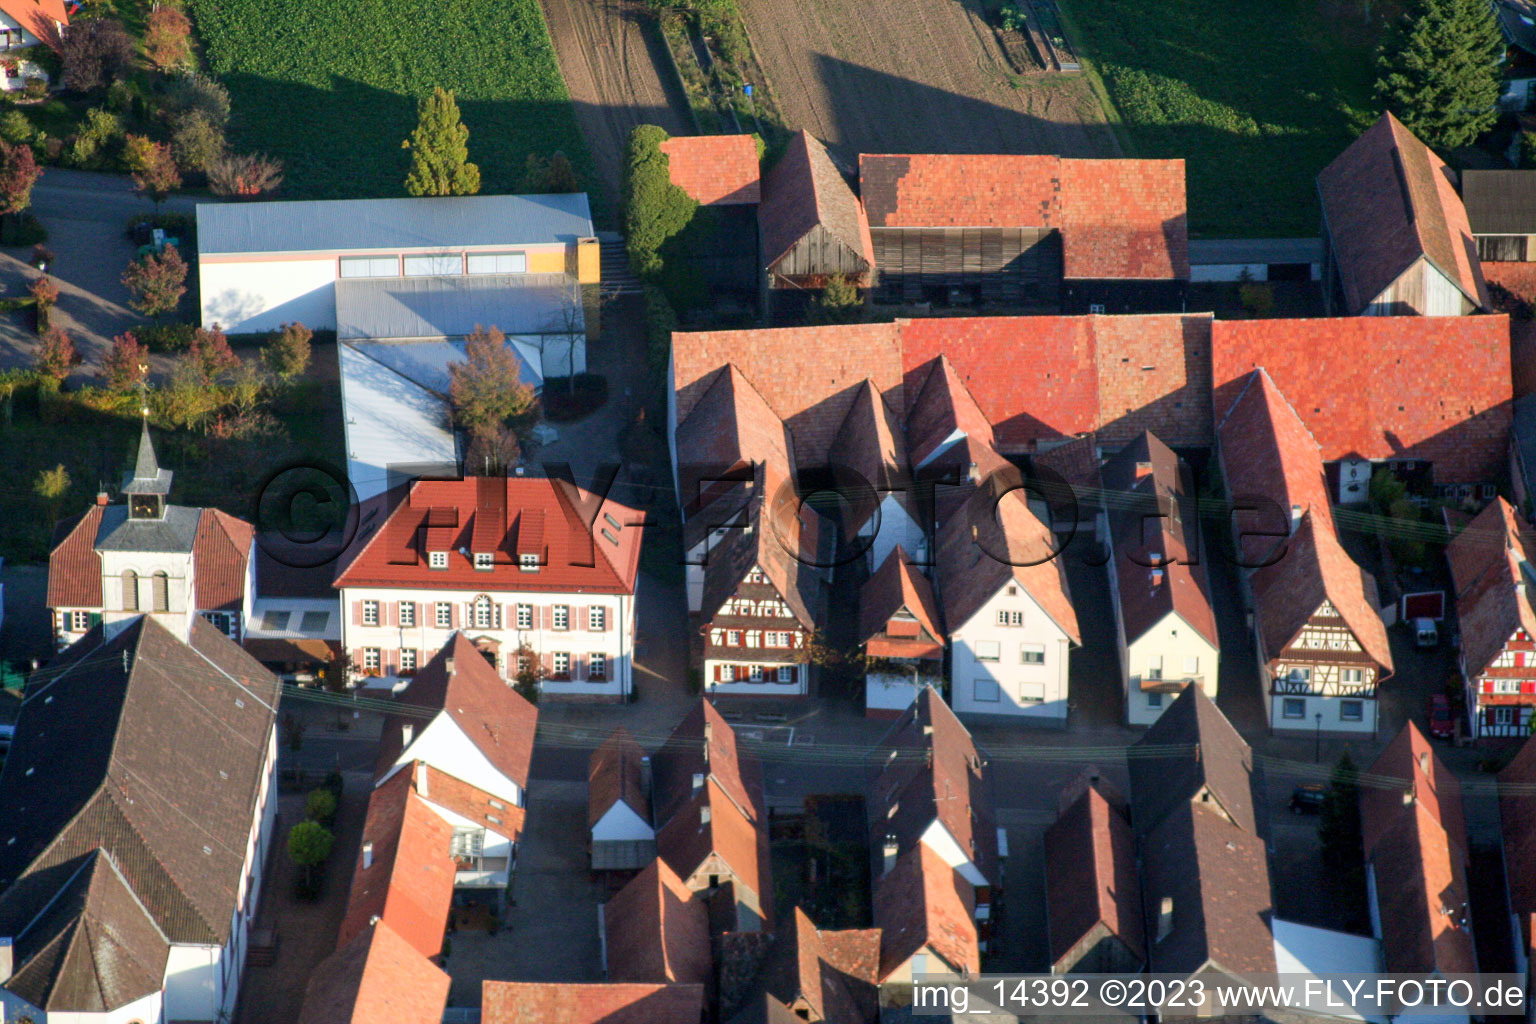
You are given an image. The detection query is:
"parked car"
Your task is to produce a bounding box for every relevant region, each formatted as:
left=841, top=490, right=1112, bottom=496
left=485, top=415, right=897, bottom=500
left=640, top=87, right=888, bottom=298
left=1427, top=694, right=1455, bottom=739
left=1289, top=783, right=1327, bottom=814
left=1413, top=618, right=1439, bottom=648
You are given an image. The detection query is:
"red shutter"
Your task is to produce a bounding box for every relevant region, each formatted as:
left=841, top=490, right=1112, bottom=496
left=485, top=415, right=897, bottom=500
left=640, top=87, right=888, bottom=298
left=1523, top=681, right=1535, bottom=696
left=543, top=605, right=553, bottom=630
left=1484, top=679, right=1495, bottom=694
left=575, top=606, right=585, bottom=631
left=351, top=601, right=362, bottom=626
left=1487, top=707, right=1499, bottom=726
left=385, top=603, right=396, bottom=628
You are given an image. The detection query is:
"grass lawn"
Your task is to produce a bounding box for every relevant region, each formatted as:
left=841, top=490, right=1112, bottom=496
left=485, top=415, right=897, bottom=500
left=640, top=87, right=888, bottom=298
left=187, top=0, right=602, bottom=215
left=1057, top=0, right=1384, bottom=237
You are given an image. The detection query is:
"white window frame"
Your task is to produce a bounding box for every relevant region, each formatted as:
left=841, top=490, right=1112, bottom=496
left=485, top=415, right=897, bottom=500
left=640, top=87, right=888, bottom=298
left=1146, top=655, right=1163, bottom=680
left=589, top=652, right=606, bottom=681
left=975, top=641, right=1001, bottom=663
left=520, top=553, right=540, bottom=572
left=363, top=647, right=381, bottom=672
left=996, top=609, right=1023, bottom=627
left=1147, top=692, right=1164, bottom=709
left=70, top=610, right=91, bottom=631
left=588, top=606, right=606, bottom=631
left=435, top=602, right=452, bottom=629
left=400, top=648, right=417, bottom=673
left=749, top=664, right=763, bottom=681
left=1019, top=682, right=1045, bottom=704
left=429, top=551, right=448, bottom=570
left=474, top=552, right=494, bottom=571
left=399, top=602, right=415, bottom=627
left=552, top=652, right=570, bottom=680
left=1282, top=698, right=1306, bottom=719
left=473, top=595, right=494, bottom=630
left=1340, top=699, right=1364, bottom=722
left=1496, top=706, right=1516, bottom=726
left=1495, top=679, right=1521, bottom=695
left=553, top=606, right=569, bottom=631
left=517, top=604, right=533, bottom=629
left=338, top=255, right=398, bottom=278
left=362, top=600, right=379, bottom=626
left=1342, top=668, right=1364, bottom=684
left=974, top=678, right=1000, bottom=702
left=402, top=253, right=463, bottom=276
left=1021, top=644, right=1045, bottom=665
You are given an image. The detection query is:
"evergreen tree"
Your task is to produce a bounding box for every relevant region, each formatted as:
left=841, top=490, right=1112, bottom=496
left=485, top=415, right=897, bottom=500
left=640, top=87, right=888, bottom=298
left=1318, top=751, right=1363, bottom=869
left=1376, top=0, right=1504, bottom=150
left=402, top=87, right=480, bottom=196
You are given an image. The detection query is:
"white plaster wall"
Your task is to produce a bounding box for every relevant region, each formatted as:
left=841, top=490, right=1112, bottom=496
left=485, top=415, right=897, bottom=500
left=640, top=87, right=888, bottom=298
left=702, top=662, right=808, bottom=696
left=1268, top=691, right=1377, bottom=734
left=16, top=989, right=164, bottom=1024
left=382, top=714, right=524, bottom=807
left=861, top=494, right=925, bottom=574
left=592, top=801, right=655, bottom=842
left=1124, top=612, right=1220, bottom=726
left=920, top=819, right=987, bottom=888
left=163, top=944, right=219, bottom=1022
left=949, top=584, right=1071, bottom=719
left=866, top=672, right=923, bottom=715
left=199, top=257, right=338, bottom=333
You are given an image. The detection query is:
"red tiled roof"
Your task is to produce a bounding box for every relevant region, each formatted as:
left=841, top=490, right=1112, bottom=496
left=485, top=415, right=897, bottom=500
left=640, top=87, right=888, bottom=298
left=675, top=364, right=794, bottom=516
left=482, top=982, right=705, bottom=1024
left=858, top=154, right=1188, bottom=279
left=858, top=547, right=943, bottom=655
left=759, top=131, right=873, bottom=277
left=412, top=762, right=525, bottom=844
left=828, top=379, right=909, bottom=536
left=656, top=777, right=772, bottom=926
left=1370, top=796, right=1477, bottom=974
left=904, top=353, right=996, bottom=468
left=333, top=476, right=643, bottom=594
left=1212, top=317, right=1512, bottom=483
left=337, top=769, right=455, bottom=959
left=1362, top=723, right=1467, bottom=863
left=375, top=633, right=539, bottom=789
left=193, top=508, right=254, bottom=612
left=660, top=134, right=761, bottom=206
left=1500, top=737, right=1536, bottom=922
left=589, top=726, right=650, bottom=830
left=651, top=699, right=765, bottom=829
left=297, top=920, right=450, bottom=1024
left=604, top=858, right=712, bottom=986
left=873, top=843, right=979, bottom=979
left=0, top=0, right=68, bottom=50
left=760, top=907, right=880, bottom=1023
left=1318, top=112, right=1489, bottom=314
left=1044, top=782, right=1145, bottom=971
left=46, top=505, right=104, bottom=608
left=1446, top=499, right=1536, bottom=681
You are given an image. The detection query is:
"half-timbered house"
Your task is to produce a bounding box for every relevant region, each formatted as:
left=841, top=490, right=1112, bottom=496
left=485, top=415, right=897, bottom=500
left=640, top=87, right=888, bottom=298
left=1447, top=498, right=1536, bottom=739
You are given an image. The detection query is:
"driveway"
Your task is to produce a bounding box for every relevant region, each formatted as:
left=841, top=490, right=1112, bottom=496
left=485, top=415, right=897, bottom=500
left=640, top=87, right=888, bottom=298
left=0, top=169, right=202, bottom=373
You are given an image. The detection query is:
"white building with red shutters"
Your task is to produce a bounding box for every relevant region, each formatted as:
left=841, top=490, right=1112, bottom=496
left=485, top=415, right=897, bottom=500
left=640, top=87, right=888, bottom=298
left=333, top=476, right=642, bottom=701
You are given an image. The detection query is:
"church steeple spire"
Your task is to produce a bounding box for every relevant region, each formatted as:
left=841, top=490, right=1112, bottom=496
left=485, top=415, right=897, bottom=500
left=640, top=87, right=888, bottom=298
left=123, top=416, right=172, bottom=519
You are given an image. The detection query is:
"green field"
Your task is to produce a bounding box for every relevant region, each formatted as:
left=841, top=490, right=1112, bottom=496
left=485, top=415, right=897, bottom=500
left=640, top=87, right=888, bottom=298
left=187, top=0, right=599, bottom=210
left=1058, top=0, right=1382, bottom=237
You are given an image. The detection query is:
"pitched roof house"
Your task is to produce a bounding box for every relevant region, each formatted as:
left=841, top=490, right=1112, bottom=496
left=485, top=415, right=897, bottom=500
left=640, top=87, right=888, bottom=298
left=1360, top=724, right=1476, bottom=975
left=730, top=906, right=881, bottom=1024
left=1128, top=687, right=1276, bottom=979
left=0, top=0, right=67, bottom=52
left=1044, top=776, right=1144, bottom=974
left=297, top=920, right=451, bottom=1024
left=481, top=981, right=706, bottom=1024
left=1217, top=369, right=1393, bottom=734
left=660, top=134, right=762, bottom=206
left=371, top=633, right=538, bottom=907
left=859, top=547, right=945, bottom=719
left=759, top=130, right=874, bottom=291
left=1100, top=432, right=1220, bottom=725
left=1212, top=316, right=1513, bottom=488
left=1498, top=736, right=1536, bottom=957
left=873, top=844, right=980, bottom=984
left=0, top=616, right=280, bottom=1022
left=333, top=475, right=643, bottom=699
left=1446, top=499, right=1536, bottom=739
left=1317, top=111, right=1490, bottom=316
left=589, top=727, right=656, bottom=871
left=603, top=858, right=712, bottom=986
left=1462, top=169, right=1536, bottom=262
left=48, top=421, right=255, bottom=648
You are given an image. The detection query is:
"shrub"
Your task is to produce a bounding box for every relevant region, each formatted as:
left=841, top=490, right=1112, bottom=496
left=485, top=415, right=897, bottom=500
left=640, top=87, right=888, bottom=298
left=64, top=107, right=121, bottom=170
left=143, top=6, right=193, bottom=69
left=207, top=151, right=283, bottom=197
left=137, top=321, right=195, bottom=353
left=304, top=787, right=337, bottom=824
left=287, top=820, right=333, bottom=894
left=0, top=138, right=39, bottom=219
left=541, top=373, right=608, bottom=421
left=262, top=321, right=312, bottom=380
left=35, top=326, right=76, bottom=380
left=31, top=244, right=52, bottom=269
left=187, top=324, right=239, bottom=382
left=1238, top=280, right=1275, bottom=317
left=21, top=77, right=45, bottom=101
left=170, top=111, right=226, bottom=173
left=122, top=244, right=188, bottom=318
left=0, top=110, right=31, bottom=144
left=28, top=274, right=57, bottom=312
left=523, top=150, right=580, bottom=193
left=1522, top=132, right=1536, bottom=171
left=61, top=18, right=133, bottom=93
left=33, top=462, right=69, bottom=515
left=448, top=325, right=537, bottom=435
left=642, top=282, right=676, bottom=376
left=622, top=125, right=698, bottom=277
left=102, top=331, right=149, bottom=392
left=160, top=71, right=231, bottom=127
left=811, top=274, right=864, bottom=324
left=124, top=135, right=181, bottom=202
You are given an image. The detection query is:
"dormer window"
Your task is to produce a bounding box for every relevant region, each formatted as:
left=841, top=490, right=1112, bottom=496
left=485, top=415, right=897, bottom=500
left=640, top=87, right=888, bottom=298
left=429, top=551, right=448, bottom=569
left=520, top=553, right=540, bottom=572
left=474, top=552, right=494, bottom=571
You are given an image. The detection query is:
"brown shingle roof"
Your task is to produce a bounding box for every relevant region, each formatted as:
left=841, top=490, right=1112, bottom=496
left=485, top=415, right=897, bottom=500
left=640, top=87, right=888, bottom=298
left=869, top=688, right=1000, bottom=889
left=656, top=777, right=772, bottom=927
left=1361, top=722, right=1467, bottom=863
left=297, top=920, right=450, bottom=1024
left=336, top=768, right=455, bottom=959
left=857, top=547, right=943, bottom=655
left=604, top=858, right=712, bottom=986
left=660, top=134, right=761, bottom=206
left=0, top=616, right=279, bottom=954
left=589, top=726, right=651, bottom=830
left=1318, top=111, right=1489, bottom=314
left=828, top=379, right=910, bottom=537
left=759, top=130, right=873, bottom=274
left=1446, top=499, right=1536, bottom=681
left=193, top=508, right=254, bottom=611
left=759, top=907, right=880, bottom=1023
left=1129, top=685, right=1257, bottom=837
left=873, top=844, right=979, bottom=979
left=651, top=699, right=765, bottom=829
left=1044, top=782, right=1145, bottom=971
left=482, top=982, right=706, bottom=1024
left=904, top=354, right=996, bottom=468
left=1212, top=317, right=1512, bottom=484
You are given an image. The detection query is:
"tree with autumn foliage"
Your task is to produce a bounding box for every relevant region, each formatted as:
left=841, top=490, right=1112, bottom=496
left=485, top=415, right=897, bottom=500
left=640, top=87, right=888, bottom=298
left=35, top=327, right=77, bottom=381
left=102, top=332, right=149, bottom=392
left=261, top=321, right=312, bottom=380
left=187, top=325, right=240, bottom=383
left=447, top=325, right=537, bottom=465
left=207, top=152, right=283, bottom=197
left=0, top=139, right=40, bottom=229
left=122, top=243, right=187, bottom=319
left=142, top=6, right=192, bottom=69
left=124, top=136, right=182, bottom=205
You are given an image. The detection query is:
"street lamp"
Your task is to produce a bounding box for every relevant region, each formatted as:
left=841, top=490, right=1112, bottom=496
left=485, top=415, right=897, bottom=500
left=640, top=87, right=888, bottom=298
left=1314, top=711, right=1323, bottom=763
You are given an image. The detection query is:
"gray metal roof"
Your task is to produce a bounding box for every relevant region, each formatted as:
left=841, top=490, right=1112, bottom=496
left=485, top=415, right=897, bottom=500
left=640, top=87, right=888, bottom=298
left=347, top=339, right=540, bottom=393
left=1187, top=237, right=1322, bottom=266
left=94, top=505, right=200, bottom=553
left=195, top=194, right=594, bottom=255
left=334, top=273, right=583, bottom=340
left=1462, top=170, right=1536, bottom=235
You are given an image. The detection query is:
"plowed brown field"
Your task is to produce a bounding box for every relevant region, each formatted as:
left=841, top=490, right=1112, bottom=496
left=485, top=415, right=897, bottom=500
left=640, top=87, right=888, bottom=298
left=541, top=0, right=693, bottom=213
left=740, top=0, right=1118, bottom=159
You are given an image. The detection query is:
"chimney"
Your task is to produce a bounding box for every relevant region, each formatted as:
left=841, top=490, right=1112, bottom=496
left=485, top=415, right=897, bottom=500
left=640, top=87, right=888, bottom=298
left=1157, top=897, right=1175, bottom=942
left=1151, top=568, right=1165, bottom=587
left=446, top=656, right=455, bottom=675
left=967, top=461, right=979, bottom=484
left=95, top=492, right=109, bottom=507
left=402, top=723, right=414, bottom=749
left=692, top=772, right=705, bottom=792
left=640, top=754, right=653, bottom=802
left=883, top=834, right=899, bottom=877
left=700, top=804, right=712, bottom=825
left=362, top=841, right=374, bottom=869
left=0, top=935, right=11, bottom=983
left=416, top=761, right=429, bottom=798
left=1290, top=504, right=1303, bottom=534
